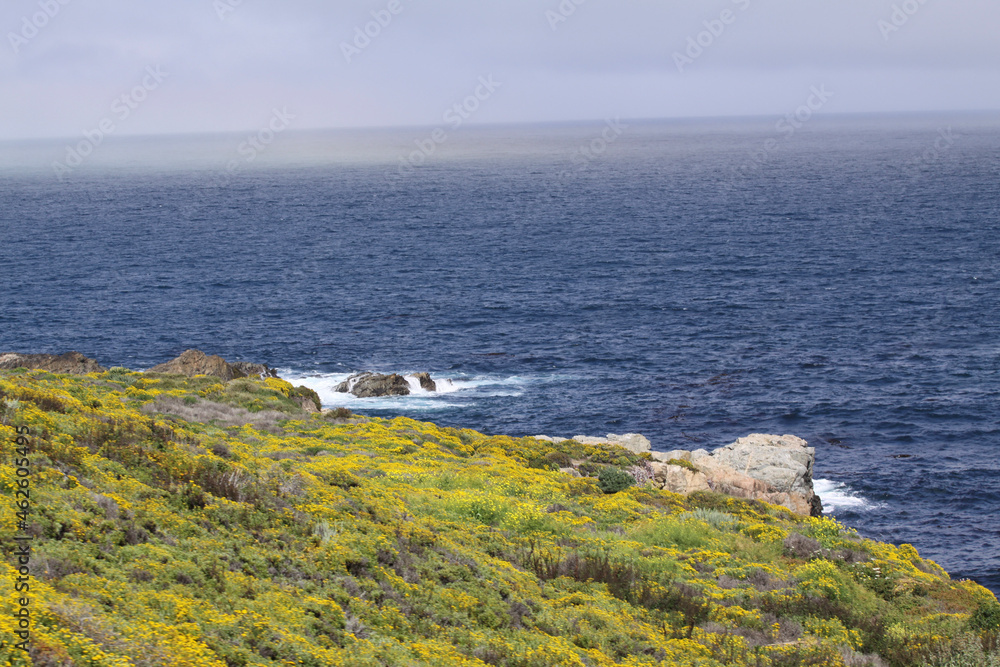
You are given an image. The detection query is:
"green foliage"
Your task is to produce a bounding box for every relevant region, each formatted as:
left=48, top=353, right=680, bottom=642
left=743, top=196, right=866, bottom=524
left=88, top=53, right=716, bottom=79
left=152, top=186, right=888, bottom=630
left=971, top=601, right=1000, bottom=631
left=597, top=466, right=635, bottom=494
left=0, top=368, right=996, bottom=667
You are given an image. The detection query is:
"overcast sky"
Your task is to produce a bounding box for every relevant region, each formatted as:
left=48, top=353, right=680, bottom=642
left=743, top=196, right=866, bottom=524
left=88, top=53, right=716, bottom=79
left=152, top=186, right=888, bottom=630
left=2, top=0, right=998, bottom=141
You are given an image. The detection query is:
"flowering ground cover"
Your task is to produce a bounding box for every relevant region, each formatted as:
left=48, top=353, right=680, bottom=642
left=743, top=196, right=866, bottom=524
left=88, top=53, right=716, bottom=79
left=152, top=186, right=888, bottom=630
left=1, top=368, right=998, bottom=667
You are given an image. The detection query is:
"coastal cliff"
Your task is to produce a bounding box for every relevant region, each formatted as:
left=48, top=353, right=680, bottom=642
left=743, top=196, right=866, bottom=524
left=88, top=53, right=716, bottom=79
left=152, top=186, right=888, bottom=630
left=1, top=361, right=998, bottom=666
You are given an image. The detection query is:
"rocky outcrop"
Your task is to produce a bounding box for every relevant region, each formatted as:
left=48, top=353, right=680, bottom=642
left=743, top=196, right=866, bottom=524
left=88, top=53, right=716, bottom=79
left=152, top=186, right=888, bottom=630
left=412, top=373, right=437, bottom=392
left=334, top=372, right=440, bottom=397
left=148, top=350, right=241, bottom=381
left=231, top=362, right=278, bottom=380
left=650, top=434, right=822, bottom=516
left=292, top=395, right=320, bottom=413
left=549, top=433, right=652, bottom=454
left=148, top=350, right=278, bottom=382
left=335, top=373, right=412, bottom=398
left=0, top=352, right=107, bottom=374
left=706, top=434, right=817, bottom=498
left=535, top=430, right=821, bottom=516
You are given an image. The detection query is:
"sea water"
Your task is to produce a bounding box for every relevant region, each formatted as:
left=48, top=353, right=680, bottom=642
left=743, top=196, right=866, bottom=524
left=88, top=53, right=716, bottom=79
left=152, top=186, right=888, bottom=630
left=1, top=114, right=998, bottom=592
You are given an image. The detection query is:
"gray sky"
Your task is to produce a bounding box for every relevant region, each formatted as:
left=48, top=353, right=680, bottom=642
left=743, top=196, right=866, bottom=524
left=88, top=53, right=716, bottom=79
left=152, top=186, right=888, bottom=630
left=2, top=0, right=998, bottom=140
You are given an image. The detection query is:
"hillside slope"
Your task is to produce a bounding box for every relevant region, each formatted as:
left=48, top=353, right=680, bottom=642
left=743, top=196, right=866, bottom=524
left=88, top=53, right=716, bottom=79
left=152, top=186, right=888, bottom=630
left=1, top=369, right=998, bottom=667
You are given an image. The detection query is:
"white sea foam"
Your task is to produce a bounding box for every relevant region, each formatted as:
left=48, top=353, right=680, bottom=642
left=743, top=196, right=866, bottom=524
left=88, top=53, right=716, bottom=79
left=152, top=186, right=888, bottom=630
left=815, top=479, right=880, bottom=514
left=275, top=370, right=547, bottom=411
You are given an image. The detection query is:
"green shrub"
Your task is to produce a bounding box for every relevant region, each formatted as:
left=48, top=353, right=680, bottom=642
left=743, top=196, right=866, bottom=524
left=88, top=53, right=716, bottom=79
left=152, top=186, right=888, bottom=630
left=527, top=457, right=558, bottom=471
left=323, top=407, right=355, bottom=420
left=598, top=467, right=635, bottom=494
left=544, top=451, right=572, bottom=467
left=689, top=508, right=737, bottom=529
left=970, top=601, right=1000, bottom=632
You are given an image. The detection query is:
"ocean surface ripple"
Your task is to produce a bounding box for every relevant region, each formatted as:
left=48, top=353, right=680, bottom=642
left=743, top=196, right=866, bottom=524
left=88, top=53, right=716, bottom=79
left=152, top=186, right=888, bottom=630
left=2, top=117, right=998, bottom=593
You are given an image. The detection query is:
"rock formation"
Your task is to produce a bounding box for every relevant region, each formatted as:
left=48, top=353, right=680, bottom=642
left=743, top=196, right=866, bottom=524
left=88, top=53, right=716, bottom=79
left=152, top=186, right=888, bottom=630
left=535, top=431, right=822, bottom=517
left=148, top=350, right=241, bottom=381
left=231, top=361, right=279, bottom=380
left=412, top=372, right=437, bottom=392
left=148, top=350, right=277, bottom=382
left=649, top=434, right=822, bottom=516
left=334, top=372, right=440, bottom=397
left=0, top=352, right=107, bottom=374
left=335, top=373, right=412, bottom=398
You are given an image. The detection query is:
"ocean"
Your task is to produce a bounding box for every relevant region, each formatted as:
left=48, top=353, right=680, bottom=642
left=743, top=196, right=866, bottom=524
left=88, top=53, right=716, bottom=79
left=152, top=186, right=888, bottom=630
left=1, top=113, right=998, bottom=593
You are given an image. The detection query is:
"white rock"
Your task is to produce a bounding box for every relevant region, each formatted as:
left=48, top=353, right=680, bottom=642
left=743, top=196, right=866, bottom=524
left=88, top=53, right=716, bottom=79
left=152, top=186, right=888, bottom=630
left=651, top=449, right=692, bottom=463
left=605, top=433, right=652, bottom=454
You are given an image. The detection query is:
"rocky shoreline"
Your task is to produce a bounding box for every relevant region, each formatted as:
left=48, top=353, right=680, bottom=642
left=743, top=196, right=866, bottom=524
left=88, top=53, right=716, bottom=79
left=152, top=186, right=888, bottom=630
left=1, top=349, right=822, bottom=516
left=534, top=431, right=822, bottom=517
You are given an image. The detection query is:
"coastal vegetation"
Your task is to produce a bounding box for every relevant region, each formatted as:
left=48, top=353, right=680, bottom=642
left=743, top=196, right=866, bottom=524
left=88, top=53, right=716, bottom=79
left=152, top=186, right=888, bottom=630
left=0, top=368, right=998, bottom=666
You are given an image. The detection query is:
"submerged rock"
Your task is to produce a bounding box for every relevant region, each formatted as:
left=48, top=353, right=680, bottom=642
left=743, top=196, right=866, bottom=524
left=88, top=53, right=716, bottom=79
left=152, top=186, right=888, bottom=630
left=335, top=373, right=411, bottom=398
left=0, top=351, right=107, bottom=375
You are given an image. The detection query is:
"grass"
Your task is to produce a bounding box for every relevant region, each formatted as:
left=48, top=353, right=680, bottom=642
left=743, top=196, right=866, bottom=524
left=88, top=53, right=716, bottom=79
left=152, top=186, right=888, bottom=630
left=0, top=368, right=997, bottom=667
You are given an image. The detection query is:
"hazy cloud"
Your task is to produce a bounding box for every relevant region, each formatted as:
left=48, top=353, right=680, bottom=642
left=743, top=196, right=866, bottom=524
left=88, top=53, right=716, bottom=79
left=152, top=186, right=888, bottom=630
left=1, top=0, right=998, bottom=140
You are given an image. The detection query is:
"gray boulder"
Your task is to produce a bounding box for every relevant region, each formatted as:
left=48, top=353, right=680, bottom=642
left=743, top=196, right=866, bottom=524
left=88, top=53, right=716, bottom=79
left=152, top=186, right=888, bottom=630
left=231, top=361, right=279, bottom=379
left=568, top=433, right=652, bottom=455
left=412, top=372, right=437, bottom=392
left=645, top=434, right=822, bottom=516
left=335, top=373, right=411, bottom=398
left=709, top=434, right=815, bottom=497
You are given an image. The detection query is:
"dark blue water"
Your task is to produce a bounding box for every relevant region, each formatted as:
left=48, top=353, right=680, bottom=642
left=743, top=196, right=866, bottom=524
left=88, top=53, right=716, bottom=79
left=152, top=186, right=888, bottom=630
left=2, top=116, right=998, bottom=593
